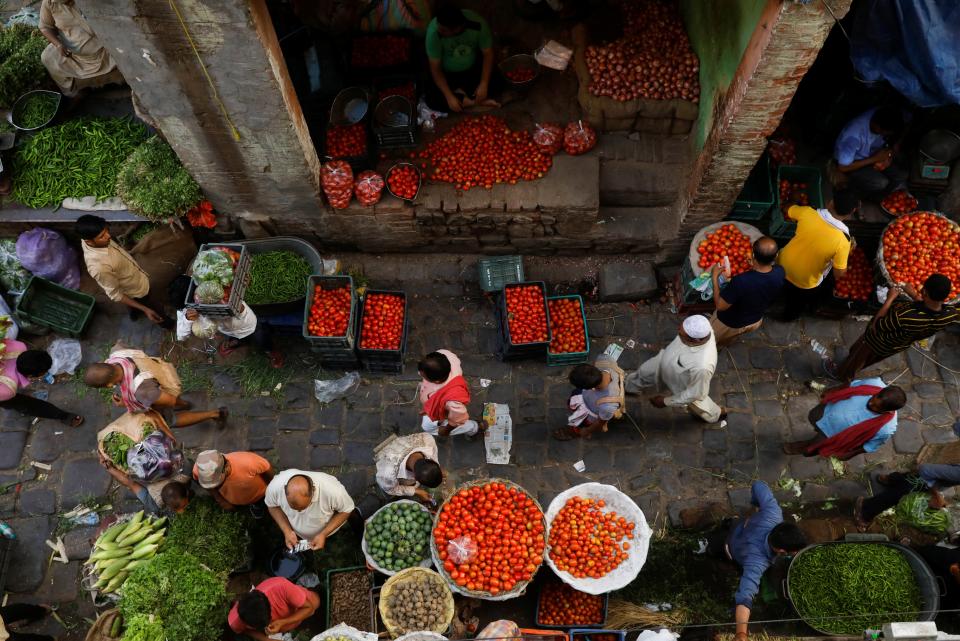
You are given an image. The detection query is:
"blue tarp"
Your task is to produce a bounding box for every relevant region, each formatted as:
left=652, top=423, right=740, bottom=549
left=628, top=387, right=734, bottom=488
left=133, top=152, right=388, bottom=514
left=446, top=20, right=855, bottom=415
left=850, top=0, right=960, bottom=107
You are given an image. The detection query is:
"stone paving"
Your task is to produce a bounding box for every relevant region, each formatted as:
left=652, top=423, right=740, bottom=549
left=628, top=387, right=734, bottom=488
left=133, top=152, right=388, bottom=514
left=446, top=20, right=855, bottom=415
left=2, top=294, right=959, bottom=639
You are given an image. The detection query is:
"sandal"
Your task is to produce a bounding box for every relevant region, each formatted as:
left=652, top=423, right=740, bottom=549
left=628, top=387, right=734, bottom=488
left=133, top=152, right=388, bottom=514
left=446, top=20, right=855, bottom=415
left=552, top=426, right=582, bottom=441
left=268, top=351, right=285, bottom=369
left=63, top=414, right=84, bottom=428
left=218, top=339, right=241, bottom=357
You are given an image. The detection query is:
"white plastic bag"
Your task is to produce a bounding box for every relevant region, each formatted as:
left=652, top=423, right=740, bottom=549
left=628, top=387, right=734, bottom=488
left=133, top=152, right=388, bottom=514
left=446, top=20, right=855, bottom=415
left=314, top=372, right=360, bottom=404
left=47, top=338, right=82, bottom=375
left=175, top=310, right=192, bottom=341
left=446, top=536, right=478, bottom=565
left=191, top=315, right=218, bottom=340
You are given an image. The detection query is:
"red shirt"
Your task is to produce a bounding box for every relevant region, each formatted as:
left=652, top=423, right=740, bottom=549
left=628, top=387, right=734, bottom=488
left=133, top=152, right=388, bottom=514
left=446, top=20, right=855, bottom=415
left=228, top=577, right=308, bottom=634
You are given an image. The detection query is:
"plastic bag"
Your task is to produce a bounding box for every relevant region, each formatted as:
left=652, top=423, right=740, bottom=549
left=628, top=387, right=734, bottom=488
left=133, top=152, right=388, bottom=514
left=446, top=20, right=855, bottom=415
left=354, top=170, right=385, bottom=206
left=0, top=239, right=31, bottom=294
left=16, top=228, right=80, bottom=289
left=320, top=160, right=354, bottom=210
left=47, top=338, right=82, bottom=375
left=191, top=249, right=234, bottom=286
left=446, top=536, right=478, bottom=564
left=563, top=120, right=597, bottom=156
left=313, top=372, right=360, bottom=404
left=175, top=310, right=192, bottom=341
left=896, top=492, right=949, bottom=535
left=532, top=123, right=563, bottom=155
left=191, top=315, right=218, bottom=339
left=126, top=430, right=182, bottom=482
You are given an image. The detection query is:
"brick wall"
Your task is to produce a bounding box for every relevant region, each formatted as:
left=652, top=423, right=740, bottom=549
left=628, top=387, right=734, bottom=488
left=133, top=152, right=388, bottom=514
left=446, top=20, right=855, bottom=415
left=664, top=0, right=854, bottom=260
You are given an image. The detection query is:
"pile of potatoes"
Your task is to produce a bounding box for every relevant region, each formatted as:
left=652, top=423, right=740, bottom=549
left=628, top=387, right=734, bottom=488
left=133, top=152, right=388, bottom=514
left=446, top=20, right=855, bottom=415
left=383, top=573, right=449, bottom=634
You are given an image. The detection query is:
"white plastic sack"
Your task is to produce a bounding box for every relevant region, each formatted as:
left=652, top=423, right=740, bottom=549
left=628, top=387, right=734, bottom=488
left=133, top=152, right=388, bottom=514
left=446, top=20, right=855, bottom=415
left=310, top=623, right=376, bottom=641
left=635, top=630, right=679, bottom=641
left=544, top=482, right=653, bottom=594
left=314, top=372, right=360, bottom=404
left=61, top=196, right=127, bottom=211
left=175, top=310, right=192, bottom=341
left=396, top=633, right=447, bottom=641
left=361, top=499, right=434, bottom=576
left=47, top=338, right=82, bottom=375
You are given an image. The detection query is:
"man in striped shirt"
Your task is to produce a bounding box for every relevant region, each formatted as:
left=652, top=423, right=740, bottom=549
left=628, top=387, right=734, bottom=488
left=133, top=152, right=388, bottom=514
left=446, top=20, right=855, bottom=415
left=832, top=273, right=957, bottom=380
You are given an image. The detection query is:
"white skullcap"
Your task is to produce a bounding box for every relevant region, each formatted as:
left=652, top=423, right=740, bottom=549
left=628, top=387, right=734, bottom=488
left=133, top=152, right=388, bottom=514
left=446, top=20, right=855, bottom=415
left=682, top=315, right=712, bottom=340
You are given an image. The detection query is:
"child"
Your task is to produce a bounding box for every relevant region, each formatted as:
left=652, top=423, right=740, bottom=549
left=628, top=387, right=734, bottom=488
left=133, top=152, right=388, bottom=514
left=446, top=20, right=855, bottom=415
left=418, top=350, right=483, bottom=437
left=181, top=301, right=284, bottom=368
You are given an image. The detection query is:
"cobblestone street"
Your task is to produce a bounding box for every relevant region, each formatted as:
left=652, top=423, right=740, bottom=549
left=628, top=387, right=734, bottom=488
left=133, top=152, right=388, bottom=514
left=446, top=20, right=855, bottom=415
left=2, top=293, right=959, bottom=638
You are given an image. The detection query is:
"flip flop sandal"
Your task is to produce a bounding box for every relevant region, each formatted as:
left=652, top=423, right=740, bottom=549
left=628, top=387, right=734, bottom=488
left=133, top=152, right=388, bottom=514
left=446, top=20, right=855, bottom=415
left=218, top=341, right=239, bottom=357
left=268, top=351, right=285, bottom=369
left=64, top=414, right=84, bottom=428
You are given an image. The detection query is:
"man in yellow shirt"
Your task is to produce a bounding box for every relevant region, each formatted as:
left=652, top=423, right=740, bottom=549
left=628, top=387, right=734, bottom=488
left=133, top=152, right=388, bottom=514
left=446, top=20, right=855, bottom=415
left=776, top=200, right=853, bottom=321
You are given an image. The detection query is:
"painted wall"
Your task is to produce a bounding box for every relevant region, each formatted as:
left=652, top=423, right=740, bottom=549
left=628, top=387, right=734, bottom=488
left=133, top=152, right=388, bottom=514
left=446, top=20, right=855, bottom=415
left=680, top=0, right=770, bottom=150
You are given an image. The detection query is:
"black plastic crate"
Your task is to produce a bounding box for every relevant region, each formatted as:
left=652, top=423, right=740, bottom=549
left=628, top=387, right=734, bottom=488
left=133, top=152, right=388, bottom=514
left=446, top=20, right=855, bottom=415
left=348, top=32, right=417, bottom=79
left=356, top=289, right=408, bottom=369
left=303, top=275, right=357, bottom=350
left=495, top=281, right=552, bottom=361
left=321, top=121, right=375, bottom=173
left=185, top=243, right=251, bottom=318
left=0, top=537, right=15, bottom=590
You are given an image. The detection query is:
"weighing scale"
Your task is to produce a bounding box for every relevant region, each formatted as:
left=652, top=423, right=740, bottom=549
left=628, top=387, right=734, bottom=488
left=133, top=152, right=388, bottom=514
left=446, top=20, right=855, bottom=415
left=909, top=128, right=960, bottom=193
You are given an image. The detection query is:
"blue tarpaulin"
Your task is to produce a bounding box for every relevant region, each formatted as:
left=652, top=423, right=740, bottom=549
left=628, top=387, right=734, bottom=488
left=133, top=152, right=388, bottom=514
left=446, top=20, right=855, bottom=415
left=850, top=0, right=960, bottom=107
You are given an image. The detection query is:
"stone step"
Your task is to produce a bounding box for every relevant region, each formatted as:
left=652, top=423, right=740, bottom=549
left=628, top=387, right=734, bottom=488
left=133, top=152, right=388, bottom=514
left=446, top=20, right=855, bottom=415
left=599, top=159, right=686, bottom=207
left=596, top=206, right=680, bottom=251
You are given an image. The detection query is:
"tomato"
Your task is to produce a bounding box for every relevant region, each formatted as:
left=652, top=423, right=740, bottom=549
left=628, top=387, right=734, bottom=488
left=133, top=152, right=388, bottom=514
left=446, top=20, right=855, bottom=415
left=351, top=34, right=410, bottom=69
left=696, top=223, right=753, bottom=275
left=779, top=179, right=810, bottom=211
left=881, top=189, right=918, bottom=216
left=505, top=67, right=536, bottom=83
left=359, top=293, right=405, bottom=350
left=306, top=284, right=352, bottom=337
left=882, top=212, right=960, bottom=300
left=548, top=496, right=634, bottom=579
left=387, top=165, right=420, bottom=200
left=833, top=246, right=873, bottom=302
left=537, top=582, right=604, bottom=626
left=548, top=297, right=587, bottom=354
left=326, top=123, right=366, bottom=158
left=504, top=284, right=549, bottom=345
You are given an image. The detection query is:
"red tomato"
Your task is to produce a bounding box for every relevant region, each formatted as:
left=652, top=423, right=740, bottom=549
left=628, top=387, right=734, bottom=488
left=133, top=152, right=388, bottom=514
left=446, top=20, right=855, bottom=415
left=504, top=284, right=549, bottom=345
left=326, top=123, right=366, bottom=158
left=306, top=284, right=352, bottom=337
left=882, top=212, right=959, bottom=300
left=548, top=297, right=587, bottom=354
left=537, top=582, right=604, bottom=626
left=696, top=223, right=753, bottom=275
left=359, top=293, right=405, bottom=350
left=833, top=246, right=873, bottom=302
left=387, top=165, right=420, bottom=200
left=548, top=496, right=635, bottom=579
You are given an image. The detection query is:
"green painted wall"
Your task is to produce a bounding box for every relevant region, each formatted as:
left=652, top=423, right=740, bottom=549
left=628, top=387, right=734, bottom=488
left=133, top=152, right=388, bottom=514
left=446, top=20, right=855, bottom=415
left=680, top=0, right=769, bottom=150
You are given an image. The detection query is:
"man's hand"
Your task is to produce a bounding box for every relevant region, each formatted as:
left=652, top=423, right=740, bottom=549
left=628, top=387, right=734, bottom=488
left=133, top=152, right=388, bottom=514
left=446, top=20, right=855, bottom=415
left=98, top=450, right=114, bottom=469
left=445, top=93, right=463, bottom=113
left=438, top=424, right=453, bottom=437
left=649, top=395, right=667, bottom=408
left=284, top=529, right=298, bottom=550
left=930, top=490, right=947, bottom=510
left=475, top=81, right=489, bottom=104
left=112, top=392, right=124, bottom=407
left=59, top=43, right=72, bottom=58
left=310, top=532, right=327, bottom=550
left=265, top=621, right=283, bottom=635
left=184, top=308, right=199, bottom=321
left=144, top=307, right=163, bottom=324
left=414, top=488, right=432, bottom=503
left=902, top=282, right=920, bottom=300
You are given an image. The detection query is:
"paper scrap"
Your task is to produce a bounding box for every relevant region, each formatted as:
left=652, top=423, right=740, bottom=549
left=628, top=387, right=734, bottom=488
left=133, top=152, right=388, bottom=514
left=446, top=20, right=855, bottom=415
left=573, top=460, right=586, bottom=473
left=479, top=378, right=491, bottom=388
left=625, top=339, right=636, bottom=349
left=603, top=343, right=624, bottom=361
left=483, top=403, right=512, bottom=465
left=31, top=461, right=51, bottom=471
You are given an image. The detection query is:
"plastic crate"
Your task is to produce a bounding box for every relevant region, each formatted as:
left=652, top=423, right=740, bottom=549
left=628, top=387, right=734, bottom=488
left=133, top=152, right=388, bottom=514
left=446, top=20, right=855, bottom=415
left=185, top=243, right=251, bottom=318
left=348, top=32, right=417, bottom=78
left=534, top=582, right=608, bottom=629
left=770, top=165, right=824, bottom=237
left=15, top=276, right=95, bottom=338
left=675, top=259, right=714, bottom=314
left=478, top=255, right=524, bottom=292
left=546, top=295, right=590, bottom=367
left=356, top=289, right=408, bottom=372
left=569, top=630, right=625, bottom=641
left=0, top=537, right=15, bottom=590
left=303, top=275, right=357, bottom=350
left=728, top=154, right=773, bottom=222
left=372, top=76, right=418, bottom=150
left=495, top=282, right=552, bottom=361
left=324, top=566, right=375, bottom=630
left=322, top=121, right=374, bottom=173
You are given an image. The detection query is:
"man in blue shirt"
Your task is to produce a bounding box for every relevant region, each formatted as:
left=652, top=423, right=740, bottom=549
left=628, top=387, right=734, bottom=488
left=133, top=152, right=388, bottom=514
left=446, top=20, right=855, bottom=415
left=833, top=106, right=906, bottom=217
left=709, top=481, right=806, bottom=640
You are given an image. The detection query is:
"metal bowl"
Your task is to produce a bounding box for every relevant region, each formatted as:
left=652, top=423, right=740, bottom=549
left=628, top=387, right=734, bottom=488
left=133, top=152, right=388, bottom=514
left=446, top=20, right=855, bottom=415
left=498, top=54, right=540, bottom=87
left=385, top=161, right=421, bottom=202
left=879, top=189, right=918, bottom=218
left=919, top=129, right=960, bottom=163
left=10, top=89, right=62, bottom=132
left=330, top=86, right=370, bottom=126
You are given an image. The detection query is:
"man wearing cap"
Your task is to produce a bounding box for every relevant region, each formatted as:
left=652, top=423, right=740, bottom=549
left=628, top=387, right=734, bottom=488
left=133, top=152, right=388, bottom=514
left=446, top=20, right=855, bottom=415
left=625, top=315, right=724, bottom=424
left=265, top=469, right=356, bottom=551
left=193, top=450, right=274, bottom=512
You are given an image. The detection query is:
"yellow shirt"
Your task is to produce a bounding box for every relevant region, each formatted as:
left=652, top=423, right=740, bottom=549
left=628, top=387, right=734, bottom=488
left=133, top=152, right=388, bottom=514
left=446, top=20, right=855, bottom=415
left=82, top=240, right=149, bottom=302
left=777, top=206, right=851, bottom=289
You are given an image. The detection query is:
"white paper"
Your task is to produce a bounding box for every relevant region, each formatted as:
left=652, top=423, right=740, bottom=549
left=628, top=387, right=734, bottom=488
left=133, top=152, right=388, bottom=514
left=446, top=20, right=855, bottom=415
left=573, top=460, right=586, bottom=473
left=483, top=403, right=512, bottom=465
left=603, top=343, right=624, bottom=361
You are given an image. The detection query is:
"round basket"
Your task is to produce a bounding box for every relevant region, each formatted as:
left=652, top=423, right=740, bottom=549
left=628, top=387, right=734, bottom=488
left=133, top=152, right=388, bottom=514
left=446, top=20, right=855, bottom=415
left=395, top=633, right=448, bottom=641
left=386, top=162, right=422, bottom=202
left=687, top=221, right=764, bottom=275
left=876, top=210, right=960, bottom=305
left=499, top=54, right=540, bottom=87
left=879, top=190, right=919, bottom=219
left=375, top=95, right=414, bottom=129
left=362, top=499, right=434, bottom=576
left=10, top=89, right=61, bottom=132
left=330, top=87, right=370, bottom=126
left=379, top=567, right=455, bottom=638
left=430, top=478, right=545, bottom=601
left=309, top=627, right=369, bottom=641
left=544, top=482, right=653, bottom=595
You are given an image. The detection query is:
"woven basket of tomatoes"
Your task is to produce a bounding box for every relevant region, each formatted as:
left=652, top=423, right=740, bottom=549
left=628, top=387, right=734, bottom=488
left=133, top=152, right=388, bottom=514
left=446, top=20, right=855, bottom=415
left=688, top=222, right=763, bottom=278
left=302, top=275, right=356, bottom=349
left=832, top=246, right=875, bottom=307
left=878, top=211, right=960, bottom=305
left=545, top=482, right=652, bottom=595
left=547, top=295, right=590, bottom=367
left=431, top=479, right=546, bottom=601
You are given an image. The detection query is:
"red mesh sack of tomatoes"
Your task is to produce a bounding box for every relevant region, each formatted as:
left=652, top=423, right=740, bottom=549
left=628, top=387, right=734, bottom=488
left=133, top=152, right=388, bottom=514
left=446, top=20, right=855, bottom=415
left=504, top=284, right=549, bottom=344
left=882, top=211, right=960, bottom=300
left=359, top=293, right=405, bottom=350
left=307, top=284, right=352, bottom=337
left=435, top=481, right=546, bottom=596
left=548, top=297, right=587, bottom=354
left=537, top=582, right=604, bottom=626
left=320, top=160, right=354, bottom=210
left=563, top=120, right=597, bottom=156
left=696, top=224, right=753, bottom=275
left=354, top=170, right=385, bottom=206
left=833, top=246, right=873, bottom=302
left=548, top=496, right=635, bottom=579
left=532, top=122, right=563, bottom=156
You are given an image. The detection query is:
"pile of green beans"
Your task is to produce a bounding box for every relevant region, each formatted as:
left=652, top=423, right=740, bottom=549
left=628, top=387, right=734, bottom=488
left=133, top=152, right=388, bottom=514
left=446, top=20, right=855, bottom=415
left=14, top=92, right=59, bottom=129
left=245, top=251, right=312, bottom=305
left=789, top=544, right=922, bottom=634
left=12, top=117, right=148, bottom=208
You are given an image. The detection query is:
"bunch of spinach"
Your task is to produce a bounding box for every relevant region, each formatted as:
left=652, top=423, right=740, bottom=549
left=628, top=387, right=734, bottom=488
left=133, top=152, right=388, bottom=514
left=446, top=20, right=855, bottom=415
left=165, top=497, right=249, bottom=577
left=119, top=552, right=227, bottom=641
left=120, top=615, right=165, bottom=641
left=0, top=24, right=47, bottom=107
left=116, top=136, right=202, bottom=222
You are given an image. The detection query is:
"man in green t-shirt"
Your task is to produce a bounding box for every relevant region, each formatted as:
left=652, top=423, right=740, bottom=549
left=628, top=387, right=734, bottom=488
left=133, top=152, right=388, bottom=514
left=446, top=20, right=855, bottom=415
left=424, top=5, right=499, bottom=112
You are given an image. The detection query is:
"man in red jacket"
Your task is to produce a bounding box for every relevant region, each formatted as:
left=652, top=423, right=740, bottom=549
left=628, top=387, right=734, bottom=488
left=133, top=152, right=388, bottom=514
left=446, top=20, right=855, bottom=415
left=418, top=350, right=484, bottom=437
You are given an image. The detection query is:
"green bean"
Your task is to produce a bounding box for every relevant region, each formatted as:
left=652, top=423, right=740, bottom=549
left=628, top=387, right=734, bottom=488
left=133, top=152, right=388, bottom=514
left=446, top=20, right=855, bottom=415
left=244, top=251, right=312, bottom=305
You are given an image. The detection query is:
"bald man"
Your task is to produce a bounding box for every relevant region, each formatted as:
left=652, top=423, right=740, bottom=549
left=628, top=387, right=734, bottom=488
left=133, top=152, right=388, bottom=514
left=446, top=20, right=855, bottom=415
left=264, top=469, right=355, bottom=551
left=709, top=236, right=785, bottom=348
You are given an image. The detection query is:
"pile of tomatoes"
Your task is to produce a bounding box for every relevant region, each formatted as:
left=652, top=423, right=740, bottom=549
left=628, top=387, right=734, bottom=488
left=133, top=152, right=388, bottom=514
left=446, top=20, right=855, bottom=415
left=537, top=582, right=604, bottom=626
left=387, top=164, right=420, bottom=200
left=882, top=212, right=960, bottom=300
left=359, top=293, right=405, bottom=350
left=779, top=179, right=810, bottom=211
left=306, top=284, right=352, bottom=337
left=833, top=246, right=873, bottom=302
left=696, top=224, right=753, bottom=275
left=548, top=297, right=587, bottom=354
left=351, top=35, right=410, bottom=68
left=548, top=496, right=634, bottom=579
left=504, top=284, right=549, bottom=345
left=505, top=67, right=537, bottom=83
left=767, top=135, right=796, bottom=166
left=377, top=81, right=416, bottom=103
left=881, top=189, right=918, bottom=216
left=435, top=481, right=545, bottom=595
left=326, top=123, right=366, bottom=158
left=419, top=115, right=552, bottom=191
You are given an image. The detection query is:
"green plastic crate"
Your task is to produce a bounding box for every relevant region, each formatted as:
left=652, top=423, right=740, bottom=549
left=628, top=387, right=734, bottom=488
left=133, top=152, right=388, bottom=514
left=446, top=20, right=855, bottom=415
left=770, top=165, right=824, bottom=238
left=478, top=255, right=524, bottom=292
left=728, top=155, right=773, bottom=222
left=546, top=294, right=591, bottom=367
left=15, top=276, right=94, bottom=338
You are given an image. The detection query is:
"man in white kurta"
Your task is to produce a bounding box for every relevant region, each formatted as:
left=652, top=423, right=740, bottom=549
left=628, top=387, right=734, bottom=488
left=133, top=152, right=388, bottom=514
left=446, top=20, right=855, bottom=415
left=374, top=432, right=442, bottom=502
left=625, top=315, right=724, bottom=423
left=265, top=469, right=355, bottom=551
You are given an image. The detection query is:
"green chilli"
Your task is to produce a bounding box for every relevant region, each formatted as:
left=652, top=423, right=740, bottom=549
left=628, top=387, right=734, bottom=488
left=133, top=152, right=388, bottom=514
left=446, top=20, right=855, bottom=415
left=244, top=251, right=312, bottom=305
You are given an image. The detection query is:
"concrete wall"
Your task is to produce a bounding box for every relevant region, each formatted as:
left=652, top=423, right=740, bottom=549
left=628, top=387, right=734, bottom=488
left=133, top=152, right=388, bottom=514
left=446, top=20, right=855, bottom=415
left=680, top=0, right=770, bottom=151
